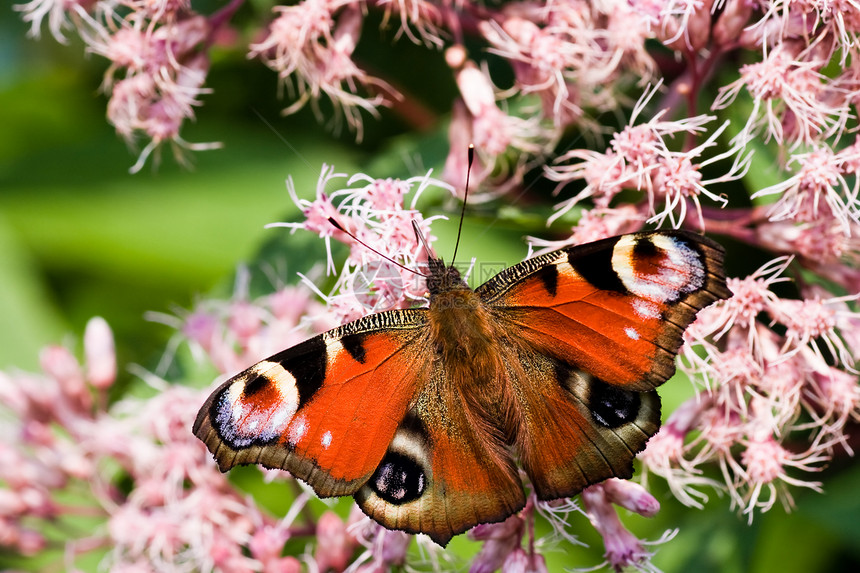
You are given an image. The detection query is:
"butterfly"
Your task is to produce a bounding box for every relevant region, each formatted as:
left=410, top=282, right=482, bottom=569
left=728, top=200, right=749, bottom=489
left=194, top=229, right=729, bottom=546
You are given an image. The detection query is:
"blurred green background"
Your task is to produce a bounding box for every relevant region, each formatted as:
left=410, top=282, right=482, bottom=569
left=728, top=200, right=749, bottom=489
left=2, top=2, right=860, bottom=572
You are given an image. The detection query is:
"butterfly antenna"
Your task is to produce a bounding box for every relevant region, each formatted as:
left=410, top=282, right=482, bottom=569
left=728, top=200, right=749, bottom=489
left=327, top=218, right=426, bottom=277
left=412, top=220, right=434, bottom=259
left=449, top=144, right=474, bottom=266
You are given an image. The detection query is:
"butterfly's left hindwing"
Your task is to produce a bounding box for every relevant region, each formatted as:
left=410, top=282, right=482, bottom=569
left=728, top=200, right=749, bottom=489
left=355, top=364, right=527, bottom=546
left=193, top=310, right=429, bottom=497
left=509, top=351, right=661, bottom=500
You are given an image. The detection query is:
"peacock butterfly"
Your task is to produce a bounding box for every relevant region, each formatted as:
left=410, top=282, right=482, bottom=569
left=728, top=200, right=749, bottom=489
left=193, top=227, right=729, bottom=546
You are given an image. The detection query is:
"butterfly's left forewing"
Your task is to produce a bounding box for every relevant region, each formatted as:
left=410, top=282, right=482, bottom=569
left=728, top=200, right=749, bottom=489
left=194, top=310, right=430, bottom=497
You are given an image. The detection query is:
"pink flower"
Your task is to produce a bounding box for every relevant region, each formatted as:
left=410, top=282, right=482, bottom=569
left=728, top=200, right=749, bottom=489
left=150, top=277, right=324, bottom=375
left=455, top=61, right=554, bottom=161
left=351, top=522, right=415, bottom=572
left=714, top=45, right=846, bottom=147
left=39, top=345, right=91, bottom=414
left=501, top=547, right=548, bottom=573
left=67, top=7, right=220, bottom=171
left=756, top=215, right=860, bottom=290
left=688, top=256, right=791, bottom=355
left=528, top=207, right=645, bottom=256
left=666, top=247, right=860, bottom=527
left=481, top=1, right=656, bottom=128
left=601, top=479, right=660, bottom=518
left=480, top=15, right=585, bottom=126
left=807, top=365, right=860, bottom=450
left=84, top=317, right=116, bottom=391
left=376, top=0, right=444, bottom=48
left=640, top=397, right=720, bottom=509
left=271, top=164, right=454, bottom=321
left=314, top=511, right=353, bottom=572
left=469, top=514, right=525, bottom=573
left=548, top=84, right=745, bottom=229
left=250, top=2, right=392, bottom=140
left=751, top=145, right=860, bottom=233
left=736, top=434, right=828, bottom=520
left=712, top=0, right=755, bottom=46
left=582, top=484, right=662, bottom=572
left=13, top=0, right=94, bottom=43
left=250, top=523, right=296, bottom=571
left=770, top=292, right=860, bottom=369
left=0, top=320, right=297, bottom=571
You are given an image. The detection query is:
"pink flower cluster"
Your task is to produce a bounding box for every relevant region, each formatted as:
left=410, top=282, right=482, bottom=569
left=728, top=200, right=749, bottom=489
left=149, top=269, right=330, bottom=376
left=0, top=315, right=423, bottom=571
left=640, top=258, right=860, bottom=520
left=15, top=0, right=860, bottom=191
left=11, top=0, right=685, bottom=177
left=545, top=84, right=749, bottom=232
left=270, top=165, right=455, bottom=322
left=16, top=0, right=223, bottom=172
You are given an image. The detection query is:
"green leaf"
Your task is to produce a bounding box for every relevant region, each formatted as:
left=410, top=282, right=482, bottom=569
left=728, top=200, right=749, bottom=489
left=0, top=214, right=68, bottom=369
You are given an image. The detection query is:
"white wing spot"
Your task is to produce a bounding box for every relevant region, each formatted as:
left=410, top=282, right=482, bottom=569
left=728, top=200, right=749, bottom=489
left=288, top=414, right=308, bottom=446
left=632, top=299, right=661, bottom=320
left=652, top=235, right=705, bottom=294
left=321, top=430, right=333, bottom=449
left=325, top=338, right=346, bottom=364
left=624, top=327, right=640, bottom=340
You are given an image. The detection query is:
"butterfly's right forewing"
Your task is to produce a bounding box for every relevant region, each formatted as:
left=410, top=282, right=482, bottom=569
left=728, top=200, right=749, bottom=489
left=479, top=230, right=730, bottom=392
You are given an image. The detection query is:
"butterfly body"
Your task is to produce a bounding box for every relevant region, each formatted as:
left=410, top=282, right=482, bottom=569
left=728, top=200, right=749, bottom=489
left=194, top=230, right=730, bottom=545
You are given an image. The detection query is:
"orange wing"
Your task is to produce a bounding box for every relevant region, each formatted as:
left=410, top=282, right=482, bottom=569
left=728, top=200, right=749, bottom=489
left=506, top=348, right=661, bottom=500
left=477, top=230, right=729, bottom=500
left=355, top=363, right=526, bottom=546
left=479, top=230, right=730, bottom=392
left=194, top=310, right=429, bottom=497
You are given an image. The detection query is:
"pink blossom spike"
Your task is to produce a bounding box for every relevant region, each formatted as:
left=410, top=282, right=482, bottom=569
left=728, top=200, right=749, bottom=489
left=601, top=479, right=660, bottom=518
left=582, top=485, right=655, bottom=572
left=501, top=547, right=548, bottom=573
left=40, top=345, right=91, bottom=413
left=738, top=435, right=828, bottom=521
left=314, top=511, right=353, bottom=572
left=377, top=0, right=444, bottom=48
left=249, top=523, right=291, bottom=569
left=549, top=85, right=745, bottom=229
left=84, top=317, right=116, bottom=391
left=250, top=1, right=393, bottom=141
left=469, top=514, right=525, bottom=573
left=14, top=0, right=94, bottom=43
left=752, top=146, right=859, bottom=233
